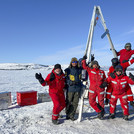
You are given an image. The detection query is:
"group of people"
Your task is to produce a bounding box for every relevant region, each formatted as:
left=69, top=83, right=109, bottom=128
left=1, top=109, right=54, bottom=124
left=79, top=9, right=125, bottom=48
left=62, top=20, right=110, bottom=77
left=35, top=42, right=134, bottom=125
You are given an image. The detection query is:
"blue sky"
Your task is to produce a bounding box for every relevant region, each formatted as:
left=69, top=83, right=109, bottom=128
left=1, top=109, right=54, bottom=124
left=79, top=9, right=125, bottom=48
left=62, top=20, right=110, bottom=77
left=0, top=0, right=134, bottom=66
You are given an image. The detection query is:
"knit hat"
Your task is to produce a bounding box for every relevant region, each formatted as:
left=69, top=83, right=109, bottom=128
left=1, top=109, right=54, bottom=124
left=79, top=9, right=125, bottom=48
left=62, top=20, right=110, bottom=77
left=71, top=57, right=78, bottom=63
left=111, top=58, right=119, bottom=67
left=125, top=43, right=131, bottom=48
left=115, top=65, right=123, bottom=73
left=54, top=64, right=61, bottom=70
left=111, top=58, right=119, bottom=64
left=92, top=60, right=99, bottom=66
left=69, top=57, right=79, bottom=68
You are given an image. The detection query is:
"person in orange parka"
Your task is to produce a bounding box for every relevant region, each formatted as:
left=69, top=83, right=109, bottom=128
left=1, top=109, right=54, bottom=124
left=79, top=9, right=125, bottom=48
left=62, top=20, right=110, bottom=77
left=106, top=58, right=134, bottom=107
left=106, top=65, right=134, bottom=120
left=82, top=55, right=107, bottom=119
left=116, top=43, right=134, bottom=64
left=35, top=64, right=66, bottom=125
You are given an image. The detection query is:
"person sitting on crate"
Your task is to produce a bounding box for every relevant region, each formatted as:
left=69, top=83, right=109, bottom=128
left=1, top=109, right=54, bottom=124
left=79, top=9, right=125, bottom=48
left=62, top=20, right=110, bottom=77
left=35, top=64, right=66, bottom=125
left=81, top=55, right=107, bottom=120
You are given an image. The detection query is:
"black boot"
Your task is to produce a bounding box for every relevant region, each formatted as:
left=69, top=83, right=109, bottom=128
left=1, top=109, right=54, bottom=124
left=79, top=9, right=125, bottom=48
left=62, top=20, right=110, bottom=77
left=109, top=113, right=115, bottom=119
left=130, top=101, right=134, bottom=107
left=66, top=115, right=70, bottom=120
left=97, top=104, right=105, bottom=115
left=70, top=117, right=76, bottom=121
left=123, top=115, right=129, bottom=121
left=101, top=108, right=105, bottom=117
left=98, top=110, right=105, bottom=120
left=98, top=112, right=103, bottom=119
left=97, top=104, right=105, bottom=119
left=52, top=119, right=59, bottom=125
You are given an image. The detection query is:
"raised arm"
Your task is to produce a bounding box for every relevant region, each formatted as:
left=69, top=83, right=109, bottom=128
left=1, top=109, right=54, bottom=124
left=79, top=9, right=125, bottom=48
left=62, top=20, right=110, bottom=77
left=121, top=58, right=134, bottom=69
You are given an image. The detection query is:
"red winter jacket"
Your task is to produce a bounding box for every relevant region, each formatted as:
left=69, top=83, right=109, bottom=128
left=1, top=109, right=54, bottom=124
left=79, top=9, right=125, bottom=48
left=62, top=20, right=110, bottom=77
left=82, top=60, right=106, bottom=92
left=106, top=74, right=134, bottom=97
left=41, top=69, right=65, bottom=94
left=107, top=58, right=134, bottom=76
left=117, top=49, right=134, bottom=63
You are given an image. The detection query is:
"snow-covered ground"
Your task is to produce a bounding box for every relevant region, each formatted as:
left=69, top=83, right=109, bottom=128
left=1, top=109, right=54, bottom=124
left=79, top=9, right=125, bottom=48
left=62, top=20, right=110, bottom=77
left=0, top=64, right=134, bottom=134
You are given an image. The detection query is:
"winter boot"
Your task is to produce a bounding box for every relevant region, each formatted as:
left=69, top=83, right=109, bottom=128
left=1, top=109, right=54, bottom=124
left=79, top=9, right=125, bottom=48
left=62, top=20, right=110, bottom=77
left=97, top=104, right=105, bottom=115
left=98, top=112, right=103, bottom=120
left=66, top=115, right=70, bottom=120
left=97, top=110, right=105, bottom=120
left=130, top=101, right=134, bottom=107
left=101, top=108, right=105, bottom=117
left=109, top=113, right=115, bottom=119
left=70, top=117, right=76, bottom=121
left=52, top=119, right=59, bottom=125
left=123, top=115, right=129, bottom=121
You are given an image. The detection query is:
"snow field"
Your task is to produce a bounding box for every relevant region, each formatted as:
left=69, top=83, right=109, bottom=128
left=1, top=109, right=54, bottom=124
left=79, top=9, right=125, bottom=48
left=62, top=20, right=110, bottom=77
left=0, top=67, right=134, bottom=134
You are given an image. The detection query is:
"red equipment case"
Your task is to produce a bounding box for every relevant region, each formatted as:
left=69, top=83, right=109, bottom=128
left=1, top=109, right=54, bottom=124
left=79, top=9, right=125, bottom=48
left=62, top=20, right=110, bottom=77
left=17, top=90, right=37, bottom=106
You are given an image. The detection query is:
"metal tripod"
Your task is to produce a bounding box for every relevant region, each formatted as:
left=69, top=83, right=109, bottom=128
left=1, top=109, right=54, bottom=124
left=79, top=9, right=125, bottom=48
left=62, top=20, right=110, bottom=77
left=77, top=6, right=117, bottom=122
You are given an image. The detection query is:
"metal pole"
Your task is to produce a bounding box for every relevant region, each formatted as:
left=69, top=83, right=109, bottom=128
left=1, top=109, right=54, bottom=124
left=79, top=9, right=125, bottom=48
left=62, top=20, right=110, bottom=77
left=97, top=6, right=117, bottom=58
left=85, top=6, right=97, bottom=63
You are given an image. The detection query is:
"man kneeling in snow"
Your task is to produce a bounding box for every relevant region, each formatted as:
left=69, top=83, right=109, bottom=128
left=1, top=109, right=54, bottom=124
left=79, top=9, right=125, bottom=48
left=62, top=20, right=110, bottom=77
left=35, top=64, right=66, bottom=125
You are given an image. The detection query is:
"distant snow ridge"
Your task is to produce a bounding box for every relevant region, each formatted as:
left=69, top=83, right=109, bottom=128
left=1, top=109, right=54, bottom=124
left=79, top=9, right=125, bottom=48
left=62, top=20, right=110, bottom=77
left=0, top=63, right=49, bottom=70
left=0, top=63, right=133, bottom=71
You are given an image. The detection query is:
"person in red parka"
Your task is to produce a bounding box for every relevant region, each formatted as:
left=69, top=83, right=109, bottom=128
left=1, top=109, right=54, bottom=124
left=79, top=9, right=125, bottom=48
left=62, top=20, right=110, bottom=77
left=106, top=58, right=134, bottom=106
left=82, top=56, right=106, bottom=119
left=35, top=64, right=66, bottom=125
left=116, top=43, right=134, bottom=64
left=106, top=65, right=134, bottom=120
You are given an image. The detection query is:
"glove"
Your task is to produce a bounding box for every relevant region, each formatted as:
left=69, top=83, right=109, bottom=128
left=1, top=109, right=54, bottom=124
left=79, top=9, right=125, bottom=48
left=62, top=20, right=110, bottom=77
left=100, top=81, right=107, bottom=88
left=35, top=73, right=42, bottom=80
left=35, top=73, right=44, bottom=84
left=82, top=55, right=87, bottom=60
left=50, top=72, right=55, bottom=81
left=122, top=60, right=128, bottom=63
left=129, top=73, right=134, bottom=81
left=130, top=101, right=134, bottom=107
left=91, top=54, right=95, bottom=62
left=105, top=98, right=109, bottom=105
left=110, top=73, right=116, bottom=79
left=114, top=49, right=117, bottom=54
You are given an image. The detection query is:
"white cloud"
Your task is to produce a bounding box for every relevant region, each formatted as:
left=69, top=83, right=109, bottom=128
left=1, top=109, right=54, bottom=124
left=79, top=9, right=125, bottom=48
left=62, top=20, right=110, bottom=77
left=34, top=45, right=85, bottom=65
left=124, top=29, right=134, bottom=35
left=34, top=43, right=116, bottom=66
left=121, top=29, right=134, bottom=37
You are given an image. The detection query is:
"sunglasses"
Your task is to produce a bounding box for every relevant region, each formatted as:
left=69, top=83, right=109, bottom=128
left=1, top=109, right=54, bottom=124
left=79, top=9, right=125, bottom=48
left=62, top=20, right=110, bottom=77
left=116, top=69, right=122, bottom=72
left=72, top=61, right=78, bottom=63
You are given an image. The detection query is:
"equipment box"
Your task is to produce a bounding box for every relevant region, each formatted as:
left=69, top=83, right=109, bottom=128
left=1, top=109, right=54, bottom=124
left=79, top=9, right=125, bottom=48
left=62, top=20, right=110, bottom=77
left=17, top=90, right=37, bottom=106
left=38, top=93, right=51, bottom=103
left=0, top=92, right=12, bottom=110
